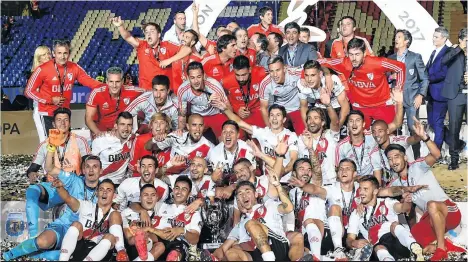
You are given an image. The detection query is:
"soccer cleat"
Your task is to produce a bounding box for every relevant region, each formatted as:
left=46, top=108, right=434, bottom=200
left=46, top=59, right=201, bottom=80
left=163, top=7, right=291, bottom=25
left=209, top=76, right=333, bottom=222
left=445, top=238, right=467, bottom=253
left=354, top=244, right=373, bottom=261
left=134, top=230, right=148, bottom=260
left=116, top=250, right=130, bottom=261
left=333, top=247, right=348, bottom=261
left=199, top=249, right=219, bottom=261
left=430, top=248, right=448, bottom=261
left=166, top=250, right=181, bottom=261
left=410, top=242, right=424, bottom=261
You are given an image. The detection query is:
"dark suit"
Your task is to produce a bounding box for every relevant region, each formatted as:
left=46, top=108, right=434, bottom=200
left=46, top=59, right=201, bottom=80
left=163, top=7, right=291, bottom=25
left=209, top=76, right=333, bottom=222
left=426, top=45, right=449, bottom=148
left=278, top=42, right=318, bottom=67
left=442, top=46, right=467, bottom=162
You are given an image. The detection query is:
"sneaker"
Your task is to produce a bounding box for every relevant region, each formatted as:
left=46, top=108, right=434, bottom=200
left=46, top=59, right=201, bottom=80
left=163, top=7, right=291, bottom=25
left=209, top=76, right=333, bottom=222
left=430, top=248, right=448, bottom=261
left=199, top=249, right=219, bottom=261
left=410, top=242, right=424, bottom=261
left=116, top=250, right=130, bottom=261
left=167, top=250, right=181, bottom=261
left=354, top=244, right=373, bottom=261
left=297, top=253, right=321, bottom=261
left=134, top=230, right=148, bottom=260
left=445, top=238, right=467, bottom=253
left=333, top=247, right=348, bottom=261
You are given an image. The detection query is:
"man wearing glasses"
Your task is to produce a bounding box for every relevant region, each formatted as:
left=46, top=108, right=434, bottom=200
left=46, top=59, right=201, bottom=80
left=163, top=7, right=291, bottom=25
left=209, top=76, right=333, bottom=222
left=25, top=40, right=103, bottom=142
left=86, top=66, right=144, bottom=137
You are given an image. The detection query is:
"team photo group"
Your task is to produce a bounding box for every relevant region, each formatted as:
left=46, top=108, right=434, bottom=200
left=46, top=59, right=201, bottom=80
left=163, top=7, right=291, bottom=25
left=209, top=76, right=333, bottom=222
left=1, top=0, right=468, bottom=261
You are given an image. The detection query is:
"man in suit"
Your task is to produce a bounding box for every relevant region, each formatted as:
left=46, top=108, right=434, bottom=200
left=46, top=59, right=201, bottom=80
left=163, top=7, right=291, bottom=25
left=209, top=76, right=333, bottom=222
left=441, top=28, right=467, bottom=170
left=389, top=29, right=429, bottom=158
left=278, top=22, right=317, bottom=67
left=426, top=27, right=450, bottom=150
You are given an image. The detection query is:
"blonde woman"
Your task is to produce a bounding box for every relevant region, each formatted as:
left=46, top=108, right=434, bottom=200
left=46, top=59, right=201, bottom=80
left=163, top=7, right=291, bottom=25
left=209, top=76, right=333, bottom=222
left=32, top=45, right=51, bottom=71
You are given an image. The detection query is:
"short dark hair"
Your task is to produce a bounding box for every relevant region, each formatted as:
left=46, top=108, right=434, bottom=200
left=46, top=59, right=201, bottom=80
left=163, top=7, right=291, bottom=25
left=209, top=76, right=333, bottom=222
left=396, top=29, right=412, bottom=48
left=284, top=22, right=300, bottom=33
left=306, top=107, right=326, bottom=123
left=222, top=120, right=240, bottom=132
left=99, top=178, right=116, bottom=191
left=186, top=61, right=204, bottom=75
left=267, top=55, right=284, bottom=66
left=142, top=22, right=161, bottom=34
left=82, top=154, right=102, bottom=169
left=140, top=184, right=156, bottom=194
left=268, top=104, right=287, bottom=118
left=233, top=158, right=252, bottom=168
left=256, top=33, right=268, bottom=51
left=384, top=143, right=406, bottom=157
left=233, top=55, right=251, bottom=70
left=139, top=155, right=158, bottom=168
left=303, top=60, right=322, bottom=71
left=235, top=180, right=256, bottom=195
left=347, top=38, right=366, bottom=53
left=346, top=109, right=365, bottom=124
left=152, top=75, right=170, bottom=89
left=293, top=158, right=311, bottom=172
left=359, top=175, right=380, bottom=189
left=175, top=175, right=192, bottom=192
left=459, top=28, right=467, bottom=41
left=173, top=10, right=185, bottom=20
left=53, top=107, right=71, bottom=120
left=339, top=158, right=357, bottom=172
left=116, top=111, right=133, bottom=123
left=339, top=16, right=356, bottom=27
left=185, top=29, right=199, bottom=45
left=258, top=6, right=273, bottom=17
left=217, top=34, right=237, bottom=53
left=53, top=39, right=71, bottom=50
left=300, top=27, right=310, bottom=35
left=268, top=32, right=283, bottom=47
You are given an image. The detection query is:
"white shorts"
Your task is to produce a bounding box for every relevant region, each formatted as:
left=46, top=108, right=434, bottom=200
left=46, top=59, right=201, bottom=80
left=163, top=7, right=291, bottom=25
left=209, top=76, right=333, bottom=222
left=302, top=197, right=327, bottom=234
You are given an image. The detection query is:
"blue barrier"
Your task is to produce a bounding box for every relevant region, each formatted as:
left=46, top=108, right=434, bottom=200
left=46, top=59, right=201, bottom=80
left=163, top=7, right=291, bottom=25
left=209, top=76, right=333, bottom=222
left=2, top=86, right=92, bottom=104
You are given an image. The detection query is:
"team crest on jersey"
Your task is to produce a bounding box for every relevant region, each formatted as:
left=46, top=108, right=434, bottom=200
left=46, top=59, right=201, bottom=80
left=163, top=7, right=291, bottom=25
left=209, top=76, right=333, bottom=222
left=409, top=69, right=414, bottom=75
left=184, top=212, right=191, bottom=221
left=253, top=84, right=259, bottom=91
left=195, top=151, right=202, bottom=157
left=103, top=102, right=109, bottom=109
left=257, top=206, right=265, bottom=216
left=213, top=68, right=219, bottom=75
left=379, top=205, right=387, bottom=215
left=229, top=64, right=234, bottom=71
left=123, top=98, right=130, bottom=105
left=67, top=73, right=73, bottom=80
left=160, top=47, right=166, bottom=55
left=367, top=73, right=374, bottom=80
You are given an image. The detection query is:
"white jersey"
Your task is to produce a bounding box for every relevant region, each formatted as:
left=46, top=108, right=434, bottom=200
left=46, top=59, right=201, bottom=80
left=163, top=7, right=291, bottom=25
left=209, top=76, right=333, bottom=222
left=390, top=159, right=450, bottom=212
left=347, top=198, right=401, bottom=245
left=114, top=177, right=169, bottom=211
left=177, top=77, right=228, bottom=116
left=154, top=203, right=203, bottom=238
left=324, top=181, right=361, bottom=228
left=207, top=140, right=256, bottom=175
left=124, top=91, right=179, bottom=130
left=233, top=175, right=270, bottom=210
left=156, top=131, right=215, bottom=175
left=298, top=129, right=339, bottom=185
left=297, top=74, right=345, bottom=109
left=252, top=126, right=299, bottom=183
left=169, top=174, right=216, bottom=203
left=259, top=67, right=301, bottom=113
left=336, top=133, right=382, bottom=176
left=92, top=132, right=134, bottom=184
left=76, top=200, right=117, bottom=243
left=289, top=187, right=327, bottom=232
left=121, top=208, right=160, bottom=229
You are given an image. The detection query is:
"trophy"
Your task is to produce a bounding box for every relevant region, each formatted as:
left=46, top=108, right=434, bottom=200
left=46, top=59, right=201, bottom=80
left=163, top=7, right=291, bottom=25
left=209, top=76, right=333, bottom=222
left=200, top=198, right=229, bottom=250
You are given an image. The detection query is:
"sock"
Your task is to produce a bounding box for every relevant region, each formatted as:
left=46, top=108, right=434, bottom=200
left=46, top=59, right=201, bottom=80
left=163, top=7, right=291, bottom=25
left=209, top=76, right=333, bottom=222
left=261, top=251, right=276, bottom=261
left=134, top=252, right=155, bottom=261
left=109, top=224, right=125, bottom=251
left=376, top=249, right=395, bottom=261
left=84, top=239, right=112, bottom=261
left=328, top=216, right=343, bottom=249
left=394, top=224, right=416, bottom=249
left=30, top=250, right=60, bottom=260
left=306, top=223, right=322, bottom=257
left=26, top=185, right=42, bottom=238
left=59, top=226, right=79, bottom=261
left=2, top=238, right=39, bottom=260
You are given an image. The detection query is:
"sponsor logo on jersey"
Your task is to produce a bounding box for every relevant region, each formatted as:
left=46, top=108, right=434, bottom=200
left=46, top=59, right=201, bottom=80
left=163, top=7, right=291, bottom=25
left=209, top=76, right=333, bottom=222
left=160, top=47, right=166, bottom=55
left=349, top=79, right=377, bottom=89
left=109, top=152, right=131, bottom=162
left=103, top=102, right=109, bottom=109
left=213, top=68, right=219, bottom=75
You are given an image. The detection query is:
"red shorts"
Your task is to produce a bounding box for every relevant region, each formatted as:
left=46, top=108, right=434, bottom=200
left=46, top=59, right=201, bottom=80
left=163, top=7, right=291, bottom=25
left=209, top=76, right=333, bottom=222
left=287, top=110, right=306, bottom=135
left=203, top=113, right=229, bottom=139
left=358, top=105, right=396, bottom=129
left=410, top=200, right=461, bottom=247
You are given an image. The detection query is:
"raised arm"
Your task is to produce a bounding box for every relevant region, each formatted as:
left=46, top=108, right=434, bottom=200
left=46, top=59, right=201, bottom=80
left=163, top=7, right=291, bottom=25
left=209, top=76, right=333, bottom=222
left=412, top=116, right=441, bottom=166
left=112, top=16, right=140, bottom=48
left=268, top=168, right=293, bottom=214
left=320, top=87, right=341, bottom=133
left=52, top=178, right=80, bottom=212
left=259, top=100, right=270, bottom=128
left=191, top=4, right=208, bottom=48
left=210, top=96, right=253, bottom=134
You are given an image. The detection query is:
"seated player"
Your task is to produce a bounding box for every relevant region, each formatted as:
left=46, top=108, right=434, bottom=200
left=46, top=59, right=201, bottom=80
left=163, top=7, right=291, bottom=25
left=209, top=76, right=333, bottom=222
left=346, top=175, right=424, bottom=261
left=114, top=155, right=169, bottom=211
left=56, top=178, right=129, bottom=261
left=385, top=117, right=466, bottom=260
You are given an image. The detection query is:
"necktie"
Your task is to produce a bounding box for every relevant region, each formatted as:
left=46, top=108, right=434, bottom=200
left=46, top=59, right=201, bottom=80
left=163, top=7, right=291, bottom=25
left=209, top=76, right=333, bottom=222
left=427, top=49, right=436, bottom=68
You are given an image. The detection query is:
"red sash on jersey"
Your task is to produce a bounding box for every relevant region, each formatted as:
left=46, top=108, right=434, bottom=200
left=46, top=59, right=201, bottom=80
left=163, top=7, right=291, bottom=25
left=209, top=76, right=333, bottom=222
left=101, top=135, right=134, bottom=177
left=297, top=194, right=309, bottom=225
left=155, top=186, right=166, bottom=201
left=170, top=212, right=195, bottom=228
left=366, top=201, right=389, bottom=245
left=316, top=138, right=329, bottom=165
left=167, top=144, right=212, bottom=174
left=83, top=220, right=109, bottom=240
left=196, top=180, right=211, bottom=199
left=152, top=216, right=162, bottom=228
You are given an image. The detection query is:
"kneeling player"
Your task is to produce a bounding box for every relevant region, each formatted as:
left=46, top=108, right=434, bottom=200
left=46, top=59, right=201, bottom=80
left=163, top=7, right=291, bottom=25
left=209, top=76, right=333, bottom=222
left=56, top=179, right=129, bottom=261
left=346, top=175, right=424, bottom=261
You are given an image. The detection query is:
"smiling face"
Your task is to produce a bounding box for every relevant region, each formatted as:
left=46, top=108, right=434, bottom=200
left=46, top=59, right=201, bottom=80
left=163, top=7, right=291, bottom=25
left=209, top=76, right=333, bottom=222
left=106, top=73, right=123, bottom=97
left=234, top=161, right=254, bottom=182
left=337, top=161, right=356, bottom=184
left=186, top=115, right=204, bottom=142
left=188, top=68, right=205, bottom=91
left=189, top=157, right=208, bottom=181
left=235, top=29, right=248, bottom=50
left=268, top=61, right=286, bottom=84
left=221, top=124, right=239, bottom=151
left=304, top=67, right=321, bottom=89
left=306, top=110, right=325, bottom=134
left=181, top=31, right=196, bottom=47
left=386, top=149, right=407, bottom=173
left=144, top=24, right=160, bottom=47
left=152, top=84, right=168, bottom=106
left=261, top=10, right=273, bottom=25
left=299, top=31, right=310, bottom=43
left=236, top=184, right=257, bottom=212
left=268, top=108, right=286, bottom=130
left=97, top=182, right=115, bottom=206
left=83, top=159, right=101, bottom=183
left=140, top=186, right=158, bottom=210
left=294, top=161, right=312, bottom=183
left=53, top=113, right=71, bottom=134
left=139, top=158, right=157, bottom=184
left=173, top=181, right=191, bottom=205
left=285, top=27, right=299, bottom=46
left=347, top=114, right=365, bottom=136
left=114, top=117, right=133, bottom=140
left=371, top=122, right=389, bottom=146
left=359, top=180, right=377, bottom=205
